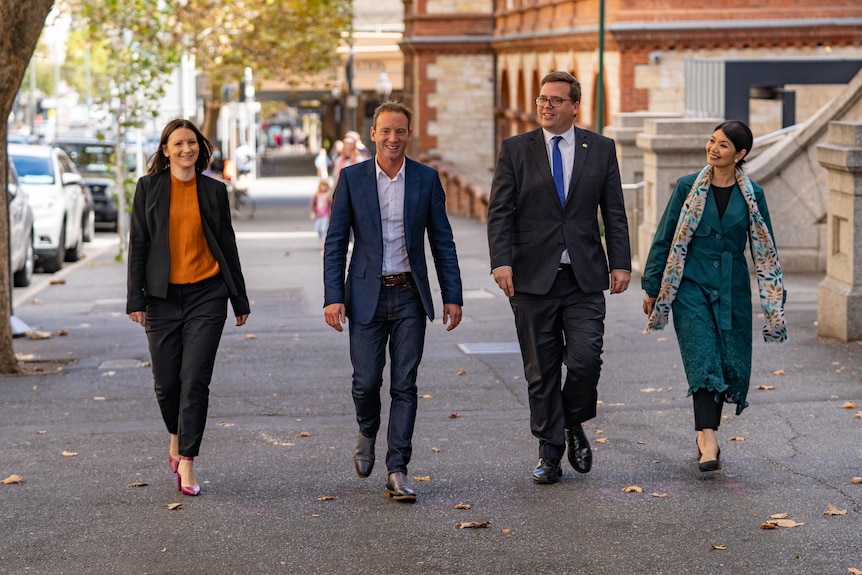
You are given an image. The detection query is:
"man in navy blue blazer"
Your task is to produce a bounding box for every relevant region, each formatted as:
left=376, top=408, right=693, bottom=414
left=323, top=102, right=463, bottom=503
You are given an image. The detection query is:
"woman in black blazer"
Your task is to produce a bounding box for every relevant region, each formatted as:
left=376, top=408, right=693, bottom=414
left=127, top=119, right=250, bottom=496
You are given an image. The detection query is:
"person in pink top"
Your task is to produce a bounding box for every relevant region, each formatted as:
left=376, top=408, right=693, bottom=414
left=310, top=178, right=332, bottom=250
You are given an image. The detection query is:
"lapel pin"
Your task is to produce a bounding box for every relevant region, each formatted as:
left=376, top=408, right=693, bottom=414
left=582, top=143, right=588, bottom=148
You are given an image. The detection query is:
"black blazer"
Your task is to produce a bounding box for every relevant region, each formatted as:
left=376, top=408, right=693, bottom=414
left=487, top=127, right=631, bottom=295
left=126, top=170, right=250, bottom=317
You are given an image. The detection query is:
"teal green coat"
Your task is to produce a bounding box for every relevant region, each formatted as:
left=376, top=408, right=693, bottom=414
left=641, top=172, right=777, bottom=413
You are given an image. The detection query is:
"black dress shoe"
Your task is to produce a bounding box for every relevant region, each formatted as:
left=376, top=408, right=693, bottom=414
left=532, top=458, right=562, bottom=484
left=565, top=425, right=593, bottom=474
left=384, top=471, right=416, bottom=502
left=353, top=433, right=375, bottom=478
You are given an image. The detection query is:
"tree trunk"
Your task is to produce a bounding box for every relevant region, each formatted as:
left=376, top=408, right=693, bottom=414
left=0, top=0, right=55, bottom=374
left=201, top=99, right=223, bottom=144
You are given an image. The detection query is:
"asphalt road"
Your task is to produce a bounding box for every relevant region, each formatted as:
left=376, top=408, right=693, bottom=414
left=1, top=155, right=861, bottom=575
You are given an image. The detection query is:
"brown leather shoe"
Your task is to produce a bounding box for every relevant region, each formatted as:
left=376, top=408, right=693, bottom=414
left=384, top=471, right=416, bottom=503
left=353, top=433, right=375, bottom=478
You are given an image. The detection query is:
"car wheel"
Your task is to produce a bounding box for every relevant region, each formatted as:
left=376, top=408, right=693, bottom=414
left=83, top=210, right=96, bottom=243
left=13, top=229, right=35, bottom=287
left=65, top=222, right=84, bottom=262
left=41, top=226, right=65, bottom=273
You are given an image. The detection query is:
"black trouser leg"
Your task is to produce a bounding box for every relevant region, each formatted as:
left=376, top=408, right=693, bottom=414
left=693, top=388, right=724, bottom=431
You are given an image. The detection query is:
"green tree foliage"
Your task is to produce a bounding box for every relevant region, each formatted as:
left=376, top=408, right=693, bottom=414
left=64, top=0, right=182, bottom=130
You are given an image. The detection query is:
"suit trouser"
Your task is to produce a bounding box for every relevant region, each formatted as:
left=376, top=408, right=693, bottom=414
left=145, top=274, right=229, bottom=457
left=510, top=267, right=605, bottom=460
left=348, top=282, right=426, bottom=475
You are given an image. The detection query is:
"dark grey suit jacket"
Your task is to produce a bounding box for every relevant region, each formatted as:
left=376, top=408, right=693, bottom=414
left=487, top=127, right=631, bottom=294
left=126, top=170, right=250, bottom=316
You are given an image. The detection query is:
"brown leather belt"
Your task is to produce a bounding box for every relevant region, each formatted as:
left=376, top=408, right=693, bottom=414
left=381, top=272, right=412, bottom=287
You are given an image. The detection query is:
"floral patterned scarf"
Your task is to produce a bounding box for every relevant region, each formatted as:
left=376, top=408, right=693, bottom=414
left=646, top=165, right=787, bottom=343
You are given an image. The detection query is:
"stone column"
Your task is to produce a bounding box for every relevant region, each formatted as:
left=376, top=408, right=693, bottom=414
left=605, top=112, right=682, bottom=260
left=635, top=117, right=723, bottom=269
left=815, top=121, right=862, bottom=342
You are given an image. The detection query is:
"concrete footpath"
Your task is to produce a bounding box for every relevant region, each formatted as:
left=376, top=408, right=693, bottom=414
left=1, top=169, right=861, bottom=575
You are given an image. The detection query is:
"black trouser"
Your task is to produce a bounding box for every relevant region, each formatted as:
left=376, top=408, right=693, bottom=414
left=510, top=267, right=606, bottom=460
left=145, top=275, right=228, bottom=457
left=693, top=388, right=724, bottom=431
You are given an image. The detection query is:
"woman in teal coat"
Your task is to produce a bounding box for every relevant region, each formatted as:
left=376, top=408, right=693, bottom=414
left=641, top=121, right=786, bottom=472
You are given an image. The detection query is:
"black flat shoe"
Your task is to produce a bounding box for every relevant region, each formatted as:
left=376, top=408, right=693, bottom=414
left=532, top=458, right=562, bottom=484
left=565, top=425, right=593, bottom=474
left=698, top=448, right=721, bottom=472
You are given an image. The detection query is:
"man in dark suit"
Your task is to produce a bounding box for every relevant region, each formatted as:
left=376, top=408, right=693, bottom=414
left=323, top=102, right=463, bottom=503
left=487, top=71, right=631, bottom=484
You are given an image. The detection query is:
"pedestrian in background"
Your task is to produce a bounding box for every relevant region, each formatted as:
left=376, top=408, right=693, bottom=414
left=310, top=178, right=332, bottom=251
left=642, top=120, right=786, bottom=472
left=315, top=147, right=332, bottom=179
left=127, top=118, right=250, bottom=496
left=323, top=102, right=463, bottom=503
left=331, top=131, right=370, bottom=186
left=487, top=71, right=631, bottom=485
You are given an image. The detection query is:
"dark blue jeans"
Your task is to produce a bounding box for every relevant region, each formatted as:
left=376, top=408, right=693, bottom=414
left=349, top=282, right=426, bottom=474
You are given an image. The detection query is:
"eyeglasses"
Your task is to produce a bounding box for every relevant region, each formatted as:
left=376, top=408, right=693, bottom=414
left=535, top=96, right=574, bottom=108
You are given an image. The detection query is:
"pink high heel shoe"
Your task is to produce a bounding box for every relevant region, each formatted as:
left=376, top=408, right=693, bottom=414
left=176, top=456, right=200, bottom=496
left=169, top=454, right=180, bottom=474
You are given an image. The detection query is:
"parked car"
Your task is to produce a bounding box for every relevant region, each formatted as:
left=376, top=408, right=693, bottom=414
left=52, top=137, right=118, bottom=232
left=9, top=143, right=88, bottom=273
left=6, top=160, right=35, bottom=287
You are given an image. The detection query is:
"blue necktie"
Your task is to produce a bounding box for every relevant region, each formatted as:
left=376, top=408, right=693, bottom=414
left=552, top=135, right=566, bottom=206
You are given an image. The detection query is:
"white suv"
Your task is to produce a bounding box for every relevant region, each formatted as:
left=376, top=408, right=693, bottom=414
left=9, top=143, right=87, bottom=273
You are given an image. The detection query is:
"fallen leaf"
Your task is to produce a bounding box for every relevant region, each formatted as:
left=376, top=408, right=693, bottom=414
left=854, top=412, right=862, bottom=420
left=431, top=447, right=441, bottom=453
left=756, top=385, right=776, bottom=390
left=101, top=371, right=116, bottom=377
left=501, top=528, right=511, bottom=534
left=843, top=401, right=858, bottom=409
left=824, top=504, right=847, bottom=516
left=62, top=451, right=78, bottom=457
left=317, top=496, right=334, bottom=501
left=455, top=521, right=491, bottom=529
left=2, top=475, right=23, bottom=485
left=128, top=482, right=148, bottom=487
left=637, top=440, right=646, bottom=445
left=622, top=485, right=643, bottom=493
left=37, top=430, right=46, bottom=435
left=764, top=519, right=805, bottom=528
left=414, top=475, right=431, bottom=482
left=595, top=437, right=608, bottom=444
left=852, top=477, right=862, bottom=484
left=25, top=330, right=52, bottom=340
left=710, top=544, right=727, bottom=550
left=454, top=502, right=471, bottom=509
left=216, top=423, right=236, bottom=428
left=769, top=513, right=789, bottom=519
left=594, top=429, right=604, bottom=435
left=729, top=436, right=745, bottom=442
left=759, top=522, right=778, bottom=530
left=656, top=337, right=668, bottom=342
left=772, top=369, right=786, bottom=375
left=449, top=412, right=459, bottom=419
left=651, top=493, right=667, bottom=498
left=31, top=299, right=42, bottom=304
left=93, top=397, right=106, bottom=401
left=161, top=548, right=167, bottom=553
left=455, top=368, right=466, bottom=376
left=245, top=334, right=257, bottom=340
left=640, top=387, right=664, bottom=393
left=166, top=503, right=182, bottom=510
left=298, top=431, right=311, bottom=437
left=848, top=569, right=862, bottom=575
left=56, top=329, right=68, bottom=336
left=420, top=394, right=434, bottom=399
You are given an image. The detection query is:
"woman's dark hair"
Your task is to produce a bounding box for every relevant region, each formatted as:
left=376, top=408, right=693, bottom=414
left=714, top=120, right=753, bottom=167
left=147, top=118, right=213, bottom=175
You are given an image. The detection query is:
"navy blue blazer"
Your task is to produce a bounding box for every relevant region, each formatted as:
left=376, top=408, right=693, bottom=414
left=126, top=170, right=250, bottom=317
left=323, top=157, right=463, bottom=325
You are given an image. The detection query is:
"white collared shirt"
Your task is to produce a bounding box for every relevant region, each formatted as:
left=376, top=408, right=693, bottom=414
left=375, top=159, right=410, bottom=276
left=543, top=126, right=575, bottom=264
